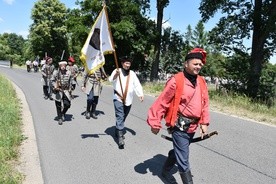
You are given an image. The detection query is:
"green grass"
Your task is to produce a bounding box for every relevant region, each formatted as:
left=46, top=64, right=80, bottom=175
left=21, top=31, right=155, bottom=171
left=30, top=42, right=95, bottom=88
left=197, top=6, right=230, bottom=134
left=0, top=75, right=24, bottom=183
left=143, top=82, right=276, bottom=125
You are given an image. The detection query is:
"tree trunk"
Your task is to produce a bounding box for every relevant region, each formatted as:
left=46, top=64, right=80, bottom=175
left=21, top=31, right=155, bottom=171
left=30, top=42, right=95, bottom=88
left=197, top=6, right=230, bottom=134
left=150, top=0, right=169, bottom=81
left=247, top=0, right=276, bottom=98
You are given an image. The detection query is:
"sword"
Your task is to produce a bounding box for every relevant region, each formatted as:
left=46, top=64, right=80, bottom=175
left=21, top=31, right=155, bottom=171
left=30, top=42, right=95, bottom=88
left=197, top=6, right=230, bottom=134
left=161, top=131, right=218, bottom=143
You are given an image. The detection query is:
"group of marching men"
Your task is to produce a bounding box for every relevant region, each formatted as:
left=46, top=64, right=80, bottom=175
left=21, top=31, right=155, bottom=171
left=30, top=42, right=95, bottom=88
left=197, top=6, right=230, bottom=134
left=38, top=47, right=211, bottom=184
left=41, top=56, right=106, bottom=125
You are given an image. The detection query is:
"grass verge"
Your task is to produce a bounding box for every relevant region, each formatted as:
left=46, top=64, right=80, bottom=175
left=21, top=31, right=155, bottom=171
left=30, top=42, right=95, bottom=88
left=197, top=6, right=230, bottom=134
left=0, top=74, right=24, bottom=183
left=142, top=81, right=276, bottom=125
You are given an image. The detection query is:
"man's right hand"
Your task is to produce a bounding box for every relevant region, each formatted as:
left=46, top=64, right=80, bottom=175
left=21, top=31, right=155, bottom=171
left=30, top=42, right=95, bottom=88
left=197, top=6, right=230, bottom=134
left=151, top=128, right=160, bottom=135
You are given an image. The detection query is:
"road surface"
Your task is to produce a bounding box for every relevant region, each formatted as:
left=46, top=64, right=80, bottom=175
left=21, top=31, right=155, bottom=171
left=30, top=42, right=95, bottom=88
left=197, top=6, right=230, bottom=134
left=1, top=67, right=275, bottom=184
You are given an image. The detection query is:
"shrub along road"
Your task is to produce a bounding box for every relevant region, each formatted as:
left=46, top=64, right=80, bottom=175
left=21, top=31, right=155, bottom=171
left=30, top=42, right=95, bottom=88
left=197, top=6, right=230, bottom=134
left=1, top=67, right=276, bottom=184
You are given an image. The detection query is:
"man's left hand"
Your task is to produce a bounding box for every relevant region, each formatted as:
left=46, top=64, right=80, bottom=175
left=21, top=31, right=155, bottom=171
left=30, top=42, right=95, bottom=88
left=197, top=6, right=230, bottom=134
left=200, top=124, right=208, bottom=139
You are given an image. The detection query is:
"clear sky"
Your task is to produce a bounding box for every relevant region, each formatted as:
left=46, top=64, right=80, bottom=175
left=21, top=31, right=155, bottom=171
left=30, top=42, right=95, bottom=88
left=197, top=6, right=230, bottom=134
left=0, top=0, right=218, bottom=38
left=0, top=0, right=275, bottom=63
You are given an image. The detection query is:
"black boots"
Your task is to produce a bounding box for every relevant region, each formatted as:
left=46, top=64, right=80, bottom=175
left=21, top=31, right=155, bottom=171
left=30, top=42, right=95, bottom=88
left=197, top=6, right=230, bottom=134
left=86, top=101, right=92, bottom=119
left=180, top=170, right=193, bottom=184
left=91, top=104, right=97, bottom=119
left=115, top=129, right=125, bottom=149
left=86, top=102, right=97, bottom=119
left=162, top=150, right=177, bottom=184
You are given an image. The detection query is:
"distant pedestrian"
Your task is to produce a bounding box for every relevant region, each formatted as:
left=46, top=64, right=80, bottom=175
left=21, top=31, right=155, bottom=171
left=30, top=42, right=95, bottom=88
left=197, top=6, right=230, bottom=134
left=41, top=57, right=55, bottom=100
left=66, top=56, right=78, bottom=91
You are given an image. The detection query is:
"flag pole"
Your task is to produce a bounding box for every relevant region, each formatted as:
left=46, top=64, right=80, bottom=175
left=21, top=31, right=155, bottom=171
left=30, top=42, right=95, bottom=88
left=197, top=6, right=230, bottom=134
left=103, top=4, right=119, bottom=69
left=103, top=4, right=125, bottom=99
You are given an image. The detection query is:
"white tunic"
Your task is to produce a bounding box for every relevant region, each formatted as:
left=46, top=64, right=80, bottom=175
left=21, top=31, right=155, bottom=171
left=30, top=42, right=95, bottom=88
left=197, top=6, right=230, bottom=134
left=109, top=68, right=143, bottom=106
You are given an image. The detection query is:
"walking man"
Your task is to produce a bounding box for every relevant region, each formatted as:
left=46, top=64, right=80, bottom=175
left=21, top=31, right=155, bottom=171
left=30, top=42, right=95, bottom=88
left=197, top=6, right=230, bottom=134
left=147, top=48, right=210, bottom=183
left=41, top=57, right=55, bottom=100
left=109, top=56, right=144, bottom=149
left=81, top=67, right=107, bottom=119
left=66, top=56, right=78, bottom=91
left=52, top=61, right=73, bottom=125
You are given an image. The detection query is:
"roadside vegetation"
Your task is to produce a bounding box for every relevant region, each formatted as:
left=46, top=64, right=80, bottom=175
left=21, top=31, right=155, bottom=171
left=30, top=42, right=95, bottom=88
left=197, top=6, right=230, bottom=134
left=143, top=81, right=276, bottom=125
left=0, top=75, right=24, bottom=183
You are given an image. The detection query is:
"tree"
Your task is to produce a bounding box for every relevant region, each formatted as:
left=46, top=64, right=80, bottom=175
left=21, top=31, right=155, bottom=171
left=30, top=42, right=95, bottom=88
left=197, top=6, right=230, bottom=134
left=29, top=0, right=68, bottom=65
left=191, top=21, right=209, bottom=50
left=199, top=0, right=276, bottom=98
left=150, top=0, right=170, bottom=81
left=68, top=0, right=155, bottom=74
left=0, top=33, right=26, bottom=65
left=161, top=27, right=185, bottom=75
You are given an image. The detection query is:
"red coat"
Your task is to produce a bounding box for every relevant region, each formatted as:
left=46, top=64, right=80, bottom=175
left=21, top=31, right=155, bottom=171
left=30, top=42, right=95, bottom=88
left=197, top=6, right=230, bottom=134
left=147, top=72, right=210, bottom=133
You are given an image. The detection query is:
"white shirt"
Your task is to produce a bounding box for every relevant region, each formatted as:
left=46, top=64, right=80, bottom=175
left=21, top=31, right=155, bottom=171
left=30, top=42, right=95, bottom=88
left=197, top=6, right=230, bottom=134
left=109, top=68, right=143, bottom=106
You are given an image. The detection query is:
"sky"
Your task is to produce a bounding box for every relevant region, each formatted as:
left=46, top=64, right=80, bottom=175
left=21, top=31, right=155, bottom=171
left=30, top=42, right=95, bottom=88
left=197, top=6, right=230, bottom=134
left=0, top=0, right=275, bottom=64
left=0, top=0, right=214, bottom=37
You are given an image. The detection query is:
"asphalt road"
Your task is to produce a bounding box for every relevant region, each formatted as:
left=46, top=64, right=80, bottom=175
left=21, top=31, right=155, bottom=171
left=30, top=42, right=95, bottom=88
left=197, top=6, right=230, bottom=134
left=1, top=66, right=275, bottom=184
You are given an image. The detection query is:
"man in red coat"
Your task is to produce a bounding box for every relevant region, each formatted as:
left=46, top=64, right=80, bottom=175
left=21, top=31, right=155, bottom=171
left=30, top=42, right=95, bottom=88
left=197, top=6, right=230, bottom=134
left=147, top=48, right=210, bottom=184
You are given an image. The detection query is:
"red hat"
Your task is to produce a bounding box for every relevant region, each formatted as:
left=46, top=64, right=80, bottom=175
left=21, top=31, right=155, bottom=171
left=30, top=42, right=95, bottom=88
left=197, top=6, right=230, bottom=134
left=68, top=56, right=75, bottom=63
left=185, top=48, right=207, bottom=64
left=45, top=57, right=52, bottom=62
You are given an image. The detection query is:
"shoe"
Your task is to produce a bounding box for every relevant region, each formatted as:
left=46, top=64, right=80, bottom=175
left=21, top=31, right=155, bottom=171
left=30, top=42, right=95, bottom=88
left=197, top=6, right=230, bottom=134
left=49, top=97, right=53, bottom=100
left=44, top=96, right=48, bottom=99
left=85, top=111, right=90, bottom=119
left=91, top=112, right=98, bottom=119
left=161, top=170, right=177, bottom=184
left=58, top=119, right=63, bottom=125
left=115, top=129, right=125, bottom=139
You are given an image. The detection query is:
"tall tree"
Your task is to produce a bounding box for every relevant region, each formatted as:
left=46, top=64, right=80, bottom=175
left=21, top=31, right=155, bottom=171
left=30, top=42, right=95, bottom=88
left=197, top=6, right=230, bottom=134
left=150, top=0, right=170, bottom=81
left=199, top=0, right=276, bottom=98
left=184, top=25, right=193, bottom=51
left=161, top=27, right=185, bottom=74
left=29, top=0, right=68, bottom=65
left=191, top=21, right=209, bottom=49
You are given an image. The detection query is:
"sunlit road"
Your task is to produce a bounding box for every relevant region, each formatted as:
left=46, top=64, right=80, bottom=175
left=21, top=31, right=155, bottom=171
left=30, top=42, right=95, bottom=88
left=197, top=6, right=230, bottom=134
left=1, top=66, right=275, bottom=184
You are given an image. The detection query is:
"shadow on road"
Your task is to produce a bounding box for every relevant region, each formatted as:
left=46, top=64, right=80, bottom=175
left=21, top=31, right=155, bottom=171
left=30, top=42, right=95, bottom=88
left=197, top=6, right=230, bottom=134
left=104, top=126, right=136, bottom=148
left=134, top=154, right=178, bottom=184
left=80, top=109, right=105, bottom=116
left=81, top=133, right=107, bottom=139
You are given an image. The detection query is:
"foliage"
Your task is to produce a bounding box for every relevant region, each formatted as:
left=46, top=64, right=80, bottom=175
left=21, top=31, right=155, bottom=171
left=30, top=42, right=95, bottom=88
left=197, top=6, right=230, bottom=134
left=68, top=0, right=155, bottom=75
left=160, top=27, right=185, bottom=75
left=199, top=0, right=276, bottom=98
left=258, top=63, right=276, bottom=106
left=219, top=49, right=250, bottom=93
left=29, top=0, right=68, bottom=66
left=0, top=33, right=25, bottom=65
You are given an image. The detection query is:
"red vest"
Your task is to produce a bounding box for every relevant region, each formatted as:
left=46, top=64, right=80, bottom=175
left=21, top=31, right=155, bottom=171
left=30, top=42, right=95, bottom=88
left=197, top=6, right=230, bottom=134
left=164, top=72, right=206, bottom=127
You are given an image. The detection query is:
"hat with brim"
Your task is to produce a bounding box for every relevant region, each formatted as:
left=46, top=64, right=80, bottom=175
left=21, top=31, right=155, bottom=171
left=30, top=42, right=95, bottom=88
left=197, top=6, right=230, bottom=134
left=120, top=56, right=132, bottom=63
left=185, top=48, right=207, bottom=64
left=59, top=61, right=67, bottom=65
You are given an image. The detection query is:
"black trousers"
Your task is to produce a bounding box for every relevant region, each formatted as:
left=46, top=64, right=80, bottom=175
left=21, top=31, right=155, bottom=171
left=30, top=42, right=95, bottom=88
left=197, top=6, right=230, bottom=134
left=55, top=94, right=71, bottom=119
